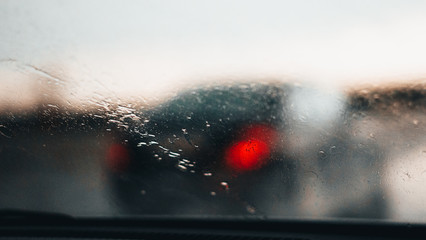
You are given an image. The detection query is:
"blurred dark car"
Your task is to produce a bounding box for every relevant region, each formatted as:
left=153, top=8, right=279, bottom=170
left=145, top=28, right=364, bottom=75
left=106, top=83, right=387, bottom=217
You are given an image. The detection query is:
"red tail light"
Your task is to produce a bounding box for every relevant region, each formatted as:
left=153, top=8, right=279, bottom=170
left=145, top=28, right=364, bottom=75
left=226, top=139, right=270, bottom=171
left=106, top=144, right=130, bottom=172
left=225, top=124, right=278, bottom=171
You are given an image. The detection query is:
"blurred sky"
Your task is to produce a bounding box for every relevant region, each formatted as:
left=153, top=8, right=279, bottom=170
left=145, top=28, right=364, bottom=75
left=1, top=0, right=426, bottom=104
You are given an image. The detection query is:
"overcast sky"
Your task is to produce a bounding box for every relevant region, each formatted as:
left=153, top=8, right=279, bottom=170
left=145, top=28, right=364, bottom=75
left=2, top=0, right=426, bottom=102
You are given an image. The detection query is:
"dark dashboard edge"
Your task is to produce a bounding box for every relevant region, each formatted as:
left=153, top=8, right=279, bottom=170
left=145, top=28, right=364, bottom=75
left=0, top=217, right=425, bottom=239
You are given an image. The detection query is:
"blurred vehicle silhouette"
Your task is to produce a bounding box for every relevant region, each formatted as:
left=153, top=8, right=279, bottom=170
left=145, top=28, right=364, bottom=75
left=106, top=83, right=388, bottom=218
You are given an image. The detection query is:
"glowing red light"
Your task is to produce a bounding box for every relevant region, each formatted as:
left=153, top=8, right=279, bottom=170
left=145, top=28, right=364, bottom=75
left=225, top=124, right=279, bottom=171
left=225, top=139, right=270, bottom=171
left=106, top=144, right=130, bottom=172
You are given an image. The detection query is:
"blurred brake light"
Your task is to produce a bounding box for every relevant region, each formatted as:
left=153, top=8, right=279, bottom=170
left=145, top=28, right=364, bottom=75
left=106, top=144, right=130, bottom=172
left=226, top=139, right=270, bottom=171
left=225, top=124, right=278, bottom=171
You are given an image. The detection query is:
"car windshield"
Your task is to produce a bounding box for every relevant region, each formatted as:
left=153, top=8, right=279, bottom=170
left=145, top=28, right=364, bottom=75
left=1, top=0, right=426, bottom=222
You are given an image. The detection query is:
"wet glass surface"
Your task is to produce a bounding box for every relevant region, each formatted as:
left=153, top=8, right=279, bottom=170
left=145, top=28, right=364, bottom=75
left=1, top=0, right=426, bottom=222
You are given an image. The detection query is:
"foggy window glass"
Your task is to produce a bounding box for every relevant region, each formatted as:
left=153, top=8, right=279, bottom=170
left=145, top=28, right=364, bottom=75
left=1, top=0, right=426, bottom=222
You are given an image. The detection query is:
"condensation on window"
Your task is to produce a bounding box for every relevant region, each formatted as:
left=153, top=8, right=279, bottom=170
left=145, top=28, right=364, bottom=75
left=1, top=0, right=426, bottom=222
